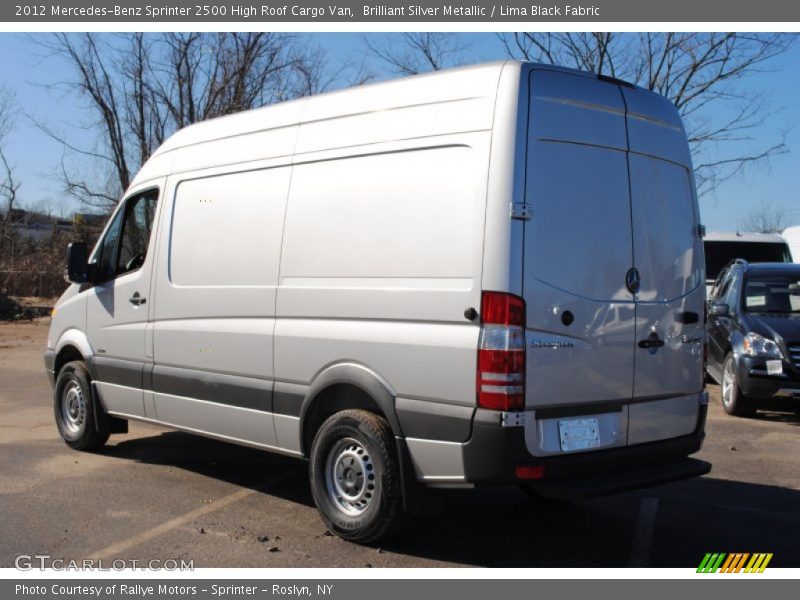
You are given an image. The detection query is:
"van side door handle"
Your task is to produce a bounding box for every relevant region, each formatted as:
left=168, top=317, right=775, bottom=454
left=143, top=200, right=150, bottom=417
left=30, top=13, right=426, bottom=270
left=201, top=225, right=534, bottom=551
left=638, top=332, right=664, bottom=349
left=129, top=292, right=146, bottom=306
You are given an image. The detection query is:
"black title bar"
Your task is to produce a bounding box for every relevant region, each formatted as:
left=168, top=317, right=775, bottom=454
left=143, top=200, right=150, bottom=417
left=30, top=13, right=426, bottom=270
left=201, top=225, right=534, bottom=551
left=5, top=0, right=800, bottom=22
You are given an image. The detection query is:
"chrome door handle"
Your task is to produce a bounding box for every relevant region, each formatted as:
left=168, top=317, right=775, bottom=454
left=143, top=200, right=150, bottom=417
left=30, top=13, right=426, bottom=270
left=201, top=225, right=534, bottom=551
left=129, top=293, right=146, bottom=306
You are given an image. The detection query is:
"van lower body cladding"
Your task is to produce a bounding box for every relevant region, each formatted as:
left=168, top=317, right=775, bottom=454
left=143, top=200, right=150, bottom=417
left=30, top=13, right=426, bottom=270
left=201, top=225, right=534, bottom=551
left=417, top=397, right=710, bottom=499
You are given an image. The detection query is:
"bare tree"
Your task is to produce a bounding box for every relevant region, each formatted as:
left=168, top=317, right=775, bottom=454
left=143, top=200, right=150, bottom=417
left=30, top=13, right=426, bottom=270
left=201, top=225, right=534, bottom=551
left=0, top=85, right=20, bottom=220
left=36, top=33, right=334, bottom=210
left=499, top=32, right=797, bottom=196
left=738, top=200, right=789, bottom=233
left=363, top=33, right=473, bottom=75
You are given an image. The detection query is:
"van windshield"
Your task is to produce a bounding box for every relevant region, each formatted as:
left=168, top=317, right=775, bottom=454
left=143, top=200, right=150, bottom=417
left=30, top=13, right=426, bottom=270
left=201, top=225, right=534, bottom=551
left=744, top=277, right=800, bottom=314
left=705, top=241, right=791, bottom=281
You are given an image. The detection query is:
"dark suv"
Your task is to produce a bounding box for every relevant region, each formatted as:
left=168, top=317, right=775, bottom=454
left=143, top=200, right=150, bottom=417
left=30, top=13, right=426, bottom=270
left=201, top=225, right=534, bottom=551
left=706, top=260, right=800, bottom=416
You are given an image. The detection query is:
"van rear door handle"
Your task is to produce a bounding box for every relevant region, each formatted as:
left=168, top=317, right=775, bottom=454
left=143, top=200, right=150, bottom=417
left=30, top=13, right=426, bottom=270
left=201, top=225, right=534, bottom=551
left=129, top=293, right=146, bottom=306
left=638, top=333, right=664, bottom=349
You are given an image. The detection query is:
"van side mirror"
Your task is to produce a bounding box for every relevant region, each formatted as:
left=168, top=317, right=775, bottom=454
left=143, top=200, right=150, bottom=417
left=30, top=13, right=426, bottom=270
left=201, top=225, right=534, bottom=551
left=708, top=302, right=730, bottom=318
left=66, top=242, right=91, bottom=284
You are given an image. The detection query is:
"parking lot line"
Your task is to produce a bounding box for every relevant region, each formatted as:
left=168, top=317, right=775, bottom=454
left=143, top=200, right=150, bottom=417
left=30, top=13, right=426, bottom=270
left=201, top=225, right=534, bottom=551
left=86, top=470, right=300, bottom=560
left=628, top=497, right=660, bottom=567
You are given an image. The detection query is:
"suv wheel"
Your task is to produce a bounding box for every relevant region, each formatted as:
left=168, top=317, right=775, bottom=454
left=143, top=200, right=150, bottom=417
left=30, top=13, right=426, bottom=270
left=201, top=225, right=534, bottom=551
left=721, top=353, right=756, bottom=417
left=54, top=361, right=110, bottom=451
left=309, top=409, right=405, bottom=543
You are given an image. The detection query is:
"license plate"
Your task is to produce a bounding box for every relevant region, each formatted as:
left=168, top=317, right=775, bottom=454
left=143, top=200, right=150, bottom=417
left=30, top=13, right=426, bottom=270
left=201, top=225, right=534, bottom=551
left=558, top=417, right=601, bottom=452
left=766, top=360, right=783, bottom=376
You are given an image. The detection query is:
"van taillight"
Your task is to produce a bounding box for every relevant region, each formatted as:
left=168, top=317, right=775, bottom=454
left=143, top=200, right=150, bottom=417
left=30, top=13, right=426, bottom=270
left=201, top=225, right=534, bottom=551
left=477, top=292, right=526, bottom=411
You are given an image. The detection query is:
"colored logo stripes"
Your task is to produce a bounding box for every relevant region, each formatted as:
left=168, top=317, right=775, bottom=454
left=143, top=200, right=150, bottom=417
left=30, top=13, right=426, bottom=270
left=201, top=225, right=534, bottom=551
left=697, top=553, right=773, bottom=573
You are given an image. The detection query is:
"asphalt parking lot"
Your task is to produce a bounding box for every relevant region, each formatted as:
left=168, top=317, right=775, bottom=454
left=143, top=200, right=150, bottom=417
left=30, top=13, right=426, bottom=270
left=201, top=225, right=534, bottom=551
left=1, top=319, right=799, bottom=568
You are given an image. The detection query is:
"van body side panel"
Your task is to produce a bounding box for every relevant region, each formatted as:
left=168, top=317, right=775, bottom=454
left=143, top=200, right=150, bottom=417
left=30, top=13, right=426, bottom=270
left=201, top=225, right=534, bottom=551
left=276, top=140, right=487, bottom=409
left=481, top=62, right=525, bottom=297
left=151, top=164, right=293, bottom=446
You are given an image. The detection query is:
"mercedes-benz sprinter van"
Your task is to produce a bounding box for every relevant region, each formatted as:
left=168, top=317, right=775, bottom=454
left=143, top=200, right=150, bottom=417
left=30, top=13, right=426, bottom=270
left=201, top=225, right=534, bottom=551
left=45, top=61, right=710, bottom=543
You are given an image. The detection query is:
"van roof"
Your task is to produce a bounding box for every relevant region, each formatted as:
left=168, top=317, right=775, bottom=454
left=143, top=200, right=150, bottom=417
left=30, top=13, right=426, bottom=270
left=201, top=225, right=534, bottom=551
left=131, top=60, right=667, bottom=188
left=153, top=60, right=513, bottom=156
left=704, top=231, right=787, bottom=243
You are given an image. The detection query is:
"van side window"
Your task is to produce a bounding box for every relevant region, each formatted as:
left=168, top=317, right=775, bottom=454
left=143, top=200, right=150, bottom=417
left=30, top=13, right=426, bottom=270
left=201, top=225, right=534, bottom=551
left=117, top=191, right=158, bottom=276
left=95, top=189, right=158, bottom=282
left=95, top=208, right=125, bottom=282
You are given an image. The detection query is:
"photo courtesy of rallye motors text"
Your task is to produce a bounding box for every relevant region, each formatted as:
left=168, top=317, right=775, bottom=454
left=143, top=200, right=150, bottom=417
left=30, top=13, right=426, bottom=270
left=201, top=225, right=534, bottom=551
left=16, top=584, right=333, bottom=597
left=17, top=585, right=199, bottom=597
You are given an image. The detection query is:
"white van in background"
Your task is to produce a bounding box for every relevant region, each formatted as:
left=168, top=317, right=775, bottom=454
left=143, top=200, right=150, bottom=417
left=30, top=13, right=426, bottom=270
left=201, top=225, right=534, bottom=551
left=704, top=232, right=792, bottom=293
left=45, top=61, right=710, bottom=543
left=782, top=225, right=800, bottom=263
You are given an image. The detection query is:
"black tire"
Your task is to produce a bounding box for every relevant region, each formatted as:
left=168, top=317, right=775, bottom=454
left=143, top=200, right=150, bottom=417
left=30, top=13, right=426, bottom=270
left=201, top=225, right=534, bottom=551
left=721, top=353, right=756, bottom=417
left=54, top=360, right=110, bottom=451
left=309, top=409, right=405, bottom=543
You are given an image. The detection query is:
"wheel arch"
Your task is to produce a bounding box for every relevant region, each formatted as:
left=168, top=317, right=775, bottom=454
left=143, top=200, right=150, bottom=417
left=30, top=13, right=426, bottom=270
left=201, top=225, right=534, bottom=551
left=299, top=363, right=402, bottom=456
left=53, top=329, right=94, bottom=377
left=53, top=329, right=94, bottom=374
left=728, top=329, right=746, bottom=372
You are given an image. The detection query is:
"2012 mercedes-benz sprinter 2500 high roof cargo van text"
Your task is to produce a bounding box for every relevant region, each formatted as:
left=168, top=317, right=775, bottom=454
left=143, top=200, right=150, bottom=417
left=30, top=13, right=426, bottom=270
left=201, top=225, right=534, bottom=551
left=45, top=61, right=711, bottom=543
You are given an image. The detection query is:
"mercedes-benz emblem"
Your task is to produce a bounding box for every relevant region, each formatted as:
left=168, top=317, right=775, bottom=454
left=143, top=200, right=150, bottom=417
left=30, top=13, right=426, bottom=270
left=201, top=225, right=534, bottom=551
left=626, top=268, right=641, bottom=294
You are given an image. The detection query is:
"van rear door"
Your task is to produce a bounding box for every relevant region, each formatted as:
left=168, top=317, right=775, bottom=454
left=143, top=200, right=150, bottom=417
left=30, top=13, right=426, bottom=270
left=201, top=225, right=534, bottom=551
left=521, top=69, right=636, bottom=456
left=521, top=68, right=704, bottom=456
left=622, top=87, right=704, bottom=444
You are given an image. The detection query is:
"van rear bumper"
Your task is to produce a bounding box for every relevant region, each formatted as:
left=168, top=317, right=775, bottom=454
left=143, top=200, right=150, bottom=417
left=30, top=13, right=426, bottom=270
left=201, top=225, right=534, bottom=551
left=460, top=403, right=708, bottom=497
left=529, top=456, right=711, bottom=500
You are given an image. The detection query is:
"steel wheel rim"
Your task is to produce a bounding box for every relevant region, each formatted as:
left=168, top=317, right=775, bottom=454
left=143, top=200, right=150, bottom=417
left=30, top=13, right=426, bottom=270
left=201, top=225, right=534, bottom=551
left=722, top=359, right=734, bottom=408
left=61, top=381, right=86, bottom=436
left=324, top=437, right=376, bottom=516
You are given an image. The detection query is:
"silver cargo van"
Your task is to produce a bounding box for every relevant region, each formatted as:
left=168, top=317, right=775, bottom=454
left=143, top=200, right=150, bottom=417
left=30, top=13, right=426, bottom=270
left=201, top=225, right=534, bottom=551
left=45, top=61, right=710, bottom=543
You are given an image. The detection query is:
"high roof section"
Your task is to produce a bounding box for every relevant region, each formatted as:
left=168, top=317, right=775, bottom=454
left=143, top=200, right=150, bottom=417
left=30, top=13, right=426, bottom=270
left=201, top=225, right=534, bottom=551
left=131, top=61, right=513, bottom=187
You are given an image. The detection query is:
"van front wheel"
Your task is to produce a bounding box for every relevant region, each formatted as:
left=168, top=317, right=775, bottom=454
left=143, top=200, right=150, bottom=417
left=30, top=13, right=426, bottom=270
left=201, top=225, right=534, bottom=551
left=54, top=360, right=110, bottom=451
left=309, top=409, right=404, bottom=543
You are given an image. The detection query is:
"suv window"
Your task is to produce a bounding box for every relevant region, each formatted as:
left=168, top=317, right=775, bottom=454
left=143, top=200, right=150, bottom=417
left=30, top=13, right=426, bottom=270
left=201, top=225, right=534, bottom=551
left=95, top=189, right=158, bottom=282
left=744, top=276, right=800, bottom=314
left=721, top=271, right=741, bottom=311
left=710, top=269, right=730, bottom=300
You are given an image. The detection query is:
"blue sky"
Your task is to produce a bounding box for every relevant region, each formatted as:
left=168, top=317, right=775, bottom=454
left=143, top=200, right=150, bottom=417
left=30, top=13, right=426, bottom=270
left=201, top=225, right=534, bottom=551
left=1, top=32, right=799, bottom=231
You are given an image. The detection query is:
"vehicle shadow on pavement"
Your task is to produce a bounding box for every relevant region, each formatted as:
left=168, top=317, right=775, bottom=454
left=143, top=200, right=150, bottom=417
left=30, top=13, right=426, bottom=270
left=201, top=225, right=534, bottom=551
left=750, top=403, right=800, bottom=425
left=104, top=430, right=314, bottom=508
left=382, top=476, right=800, bottom=567
left=101, top=429, right=800, bottom=568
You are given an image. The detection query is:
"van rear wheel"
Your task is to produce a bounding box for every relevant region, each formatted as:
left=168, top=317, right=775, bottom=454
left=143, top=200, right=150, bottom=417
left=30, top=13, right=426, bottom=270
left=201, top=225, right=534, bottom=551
left=309, top=409, right=404, bottom=543
left=54, top=360, right=110, bottom=451
left=721, top=354, right=756, bottom=417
